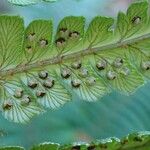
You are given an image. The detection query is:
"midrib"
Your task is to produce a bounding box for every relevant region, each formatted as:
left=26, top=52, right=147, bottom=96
left=0, top=32, right=150, bottom=78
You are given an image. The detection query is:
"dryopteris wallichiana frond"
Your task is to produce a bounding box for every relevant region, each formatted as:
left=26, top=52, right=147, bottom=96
left=0, top=132, right=150, bottom=150
left=7, top=0, right=58, bottom=6
left=0, top=1, right=150, bottom=123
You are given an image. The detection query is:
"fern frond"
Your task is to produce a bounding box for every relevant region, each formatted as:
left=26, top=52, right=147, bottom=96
left=0, top=147, right=24, bottom=150
left=7, top=0, right=58, bottom=6
left=1, top=132, right=150, bottom=150
left=0, top=1, right=150, bottom=123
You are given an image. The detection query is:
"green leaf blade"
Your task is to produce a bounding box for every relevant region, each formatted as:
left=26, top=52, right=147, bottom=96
left=116, top=1, right=149, bottom=41
left=24, top=19, right=53, bottom=62
left=84, top=16, right=114, bottom=48
left=0, top=16, right=24, bottom=70
left=0, top=1, right=150, bottom=123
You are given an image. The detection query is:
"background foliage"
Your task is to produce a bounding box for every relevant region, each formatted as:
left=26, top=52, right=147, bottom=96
left=0, top=0, right=150, bottom=149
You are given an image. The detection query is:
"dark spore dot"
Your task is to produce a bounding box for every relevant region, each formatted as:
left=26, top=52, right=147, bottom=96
left=39, top=39, right=48, bottom=48
left=29, top=33, right=35, bottom=37
left=121, top=139, right=128, bottom=145
left=21, top=95, right=31, bottom=106
left=69, top=31, right=80, bottom=38
left=96, top=60, right=107, bottom=71
left=27, top=33, right=35, bottom=41
left=38, top=71, right=49, bottom=79
left=28, top=81, right=38, bottom=89
left=120, top=59, right=123, bottom=63
left=59, top=28, right=68, bottom=33
left=107, top=71, right=117, bottom=80
left=43, top=78, right=55, bottom=88
left=141, top=61, right=150, bottom=70
left=87, top=145, right=96, bottom=150
left=113, top=58, right=123, bottom=68
left=26, top=46, right=33, bottom=53
left=61, top=69, right=71, bottom=79
left=26, top=46, right=32, bottom=49
left=71, top=61, right=82, bottom=69
left=133, top=136, right=142, bottom=142
left=71, top=79, right=81, bottom=88
left=36, top=91, right=46, bottom=98
left=25, top=95, right=31, bottom=102
left=71, top=145, right=80, bottom=150
left=31, top=33, right=35, bottom=35
left=61, top=72, right=71, bottom=79
left=96, top=65, right=105, bottom=71
left=86, top=77, right=96, bottom=86
left=55, top=37, right=66, bottom=47
left=29, top=83, right=37, bottom=89
left=132, top=16, right=141, bottom=24
left=14, top=88, right=24, bottom=98
left=99, top=144, right=107, bottom=149
left=3, top=101, right=13, bottom=110
left=79, top=68, right=88, bottom=77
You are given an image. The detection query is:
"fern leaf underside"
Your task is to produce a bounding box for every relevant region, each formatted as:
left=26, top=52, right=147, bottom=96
left=0, top=1, right=150, bottom=123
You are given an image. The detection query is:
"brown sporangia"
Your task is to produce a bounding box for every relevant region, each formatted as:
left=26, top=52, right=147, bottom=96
left=59, top=28, right=68, bottom=34
left=141, top=61, right=150, bottom=70
left=69, top=31, right=80, bottom=38
left=71, top=145, right=81, bottom=150
left=71, top=61, right=82, bottom=69
left=39, top=39, right=48, bottom=48
left=26, top=46, right=32, bottom=53
left=55, top=37, right=66, bottom=47
left=61, top=68, right=71, bottom=79
left=27, top=33, right=36, bottom=42
left=71, top=79, right=81, bottom=88
left=36, top=90, right=46, bottom=97
left=14, top=88, right=23, bottom=98
left=107, top=71, right=117, bottom=80
left=132, top=16, right=141, bottom=25
left=113, top=57, right=123, bottom=68
left=20, top=95, right=31, bottom=106
left=86, top=77, right=96, bottom=86
left=43, top=78, right=55, bottom=88
left=87, top=145, right=96, bottom=150
left=96, top=60, right=107, bottom=71
left=28, top=80, right=38, bottom=89
left=79, top=68, right=88, bottom=78
left=3, top=101, right=13, bottom=110
left=38, top=71, right=49, bottom=79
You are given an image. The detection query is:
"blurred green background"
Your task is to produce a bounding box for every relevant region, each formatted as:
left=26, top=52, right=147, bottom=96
left=0, top=0, right=150, bottom=149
